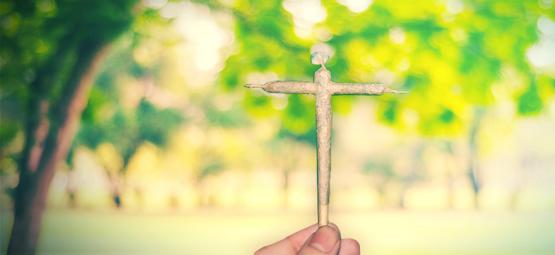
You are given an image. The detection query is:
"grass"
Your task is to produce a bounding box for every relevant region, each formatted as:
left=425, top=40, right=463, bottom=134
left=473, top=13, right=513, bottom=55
left=24, top=209, right=555, bottom=255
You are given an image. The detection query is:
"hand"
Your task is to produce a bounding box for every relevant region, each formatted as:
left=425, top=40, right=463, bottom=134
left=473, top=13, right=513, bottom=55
left=255, top=224, right=360, bottom=255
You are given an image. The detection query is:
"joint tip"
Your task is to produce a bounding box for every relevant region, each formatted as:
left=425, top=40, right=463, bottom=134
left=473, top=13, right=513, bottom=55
left=245, top=83, right=264, bottom=89
left=386, top=88, right=408, bottom=94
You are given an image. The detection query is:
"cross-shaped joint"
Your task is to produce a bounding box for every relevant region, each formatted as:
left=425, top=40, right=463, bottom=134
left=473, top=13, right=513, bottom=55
left=245, top=66, right=404, bottom=226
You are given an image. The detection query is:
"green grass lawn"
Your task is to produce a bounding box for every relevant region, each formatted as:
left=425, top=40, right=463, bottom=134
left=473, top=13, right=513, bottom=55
left=5, top=209, right=555, bottom=255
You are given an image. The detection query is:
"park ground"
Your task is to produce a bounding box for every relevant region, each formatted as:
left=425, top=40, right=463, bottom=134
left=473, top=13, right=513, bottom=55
left=2, top=209, right=555, bottom=255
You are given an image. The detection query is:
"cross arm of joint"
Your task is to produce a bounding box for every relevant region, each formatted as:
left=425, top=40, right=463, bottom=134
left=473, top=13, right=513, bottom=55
left=245, top=81, right=317, bottom=94
left=330, top=82, right=407, bottom=95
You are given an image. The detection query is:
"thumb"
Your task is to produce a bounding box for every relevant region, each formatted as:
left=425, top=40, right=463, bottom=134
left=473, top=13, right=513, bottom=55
left=298, top=226, right=341, bottom=255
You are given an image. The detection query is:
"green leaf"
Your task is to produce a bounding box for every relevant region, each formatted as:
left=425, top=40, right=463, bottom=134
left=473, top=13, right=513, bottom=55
left=517, top=81, right=543, bottom=116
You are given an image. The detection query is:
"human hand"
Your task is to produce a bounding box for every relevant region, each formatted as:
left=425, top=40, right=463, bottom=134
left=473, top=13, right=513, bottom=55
left=255, top=224, right=360, bottom=255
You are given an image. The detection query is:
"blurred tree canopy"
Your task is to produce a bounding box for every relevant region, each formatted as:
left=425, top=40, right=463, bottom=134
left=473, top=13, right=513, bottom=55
left=0, top=0, right=138, bottom=146
left=220, top=0, right=555, bottom=138
left=2, top=0, right=554, bottom=181
left=73, top=16, right=184, bottom=171
left=76, top=99, right=183, bottom=171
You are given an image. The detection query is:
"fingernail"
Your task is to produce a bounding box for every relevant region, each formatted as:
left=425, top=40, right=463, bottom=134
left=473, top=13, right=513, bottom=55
left=308, top=226, right=339, bottom=252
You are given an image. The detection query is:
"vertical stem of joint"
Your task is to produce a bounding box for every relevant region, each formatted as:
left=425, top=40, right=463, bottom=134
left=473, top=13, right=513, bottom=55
left=316, top=92, right=332, bottom=226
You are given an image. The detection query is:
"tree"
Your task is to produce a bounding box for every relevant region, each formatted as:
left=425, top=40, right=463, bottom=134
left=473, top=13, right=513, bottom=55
left=362, top=159, right=396, bottom=208
left=76, top=99, right=183, bottom=208
left=267, top=129, right=315, bottom=208
left=191, top=99, right=249, bottom=207
left=195, top=148, right=225, bottom=207
left=466, top=107, right=485, bottom=208
left=439, top=140, right=457, bottom=209
left=0, top=1, right=138, bottom=253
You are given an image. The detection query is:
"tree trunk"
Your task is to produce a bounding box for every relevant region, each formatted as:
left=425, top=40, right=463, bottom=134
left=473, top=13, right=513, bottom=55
left=397, top=185, right=407, bottom=209
left=67, top=191, right=77, bottom=209
left=168, top=191, right=179, bottom=210
left=105, top=170, right=125, bottom=209
left=376, top=182, right=387, bottom=209
left=7, top=178, right=47, bottom=255
left=509, top=156, right=532, bottom=211
left=66, top=170, right=78, bottom=209
left=195, top=177, right=204, bottom=207
left=134, top=187, right=144, bottom=210
left=468, top=163, right=481, bottom=209
left=282, top=169, right=290, bottom=209
left=509, top=187, right=521, bottom=211
left=446, top=169, right=455, bottom=210
left=467, top=108, right=484, bottom=210
left=8, top=43, right=110, bottom=255
left=112, top=192, right=123, bottom=209
left=444, top=141, right=455, bottom=210
left=397, top=142, right=424, bottom=210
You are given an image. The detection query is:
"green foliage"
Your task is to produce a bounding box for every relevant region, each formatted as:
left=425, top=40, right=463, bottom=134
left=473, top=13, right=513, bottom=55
left=379, top=99, right=398, bottom=125
left=70, top=7, right=185, bottom=170
left=199, top=159, right=225, bottom=180
left=517, top=80, right=543, bottom=116
left=0, top=121, right=19, bottom=148
left=282, top=95, right=315, bottom=135
left=0, top=0, right=139, bottom=169
left=221, top=0, right=553, bottom=139
left=276, top=127, right=317, bottom=147
left=362, top=160, right=394, bottom=178
left=203, top=100, right=250, bottom=128
left=2, top=0, right=554, bottom=173
left=77, top=99, right=184, bottom=168
left=0, top=0, right=137, bottom=94
left=137, top=100, right=183, bottom=146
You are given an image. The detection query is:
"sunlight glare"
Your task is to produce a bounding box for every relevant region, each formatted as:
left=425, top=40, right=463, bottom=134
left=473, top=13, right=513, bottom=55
left=283, top=0, right=327, bottom=38
left=337, top=0, right=373, bottom=13
left=527, top=16, right=555, bottom=71
left=176, top=10, right=228, bottom=71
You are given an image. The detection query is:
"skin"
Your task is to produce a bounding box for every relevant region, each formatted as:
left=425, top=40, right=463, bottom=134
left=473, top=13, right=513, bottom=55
left=255, top=223, right=360, bottom=255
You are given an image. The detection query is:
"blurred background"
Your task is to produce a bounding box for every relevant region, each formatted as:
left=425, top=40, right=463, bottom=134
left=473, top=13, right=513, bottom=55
left=1, top=0, right=555, bottom=254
